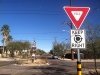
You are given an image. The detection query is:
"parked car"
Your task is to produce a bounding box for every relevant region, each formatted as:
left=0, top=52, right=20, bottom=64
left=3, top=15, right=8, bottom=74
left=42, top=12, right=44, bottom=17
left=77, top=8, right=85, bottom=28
left=52, top=55, right=58, bottom=59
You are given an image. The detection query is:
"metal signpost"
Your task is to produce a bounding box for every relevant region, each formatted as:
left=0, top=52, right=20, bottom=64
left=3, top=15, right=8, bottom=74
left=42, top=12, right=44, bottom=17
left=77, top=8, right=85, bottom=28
left=63, top=6, right=90, bottom=75
left=71, top=29, right=85, bottom=75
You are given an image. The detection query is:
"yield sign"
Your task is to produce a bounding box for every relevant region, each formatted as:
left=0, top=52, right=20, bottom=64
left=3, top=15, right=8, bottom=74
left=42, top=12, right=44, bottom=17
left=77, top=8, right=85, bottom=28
left=63, top=6, right=90, bottom=29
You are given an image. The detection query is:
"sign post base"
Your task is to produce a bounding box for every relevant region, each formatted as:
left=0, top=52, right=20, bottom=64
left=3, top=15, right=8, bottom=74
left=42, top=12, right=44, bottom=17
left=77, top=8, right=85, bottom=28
left=77, top=49, right=82, bottom=75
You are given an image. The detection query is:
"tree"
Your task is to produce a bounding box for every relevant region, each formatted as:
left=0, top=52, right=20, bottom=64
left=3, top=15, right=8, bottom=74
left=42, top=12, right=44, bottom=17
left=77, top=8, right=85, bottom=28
left=7, top=41, right=17, bottom=57
left=2, top=35, right=13, bottom=43
left=49, top=50, right=54, bottom=55
left=35, top=49, right=46, bottom=55
left=1, top=25, right=10, bottom=45
left=51, top=40, right=67, bottom=57
left=6, top=35, right=13, bottom=44
left=6, top=41, right=31, bottom=57
left=0, top=25, right=11, bottom=55
left=85, top=23, right=100, bottom=74
left=2, top=35, right=13, bottom=55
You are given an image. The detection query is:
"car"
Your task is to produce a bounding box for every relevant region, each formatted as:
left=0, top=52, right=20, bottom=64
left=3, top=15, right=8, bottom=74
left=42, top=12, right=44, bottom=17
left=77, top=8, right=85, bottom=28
left=52, top=56, right=58, bottom=59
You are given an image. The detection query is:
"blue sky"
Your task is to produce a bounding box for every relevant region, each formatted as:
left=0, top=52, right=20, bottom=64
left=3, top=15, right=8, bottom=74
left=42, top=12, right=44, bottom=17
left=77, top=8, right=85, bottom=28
left=0, top=0, right=100, bottom=52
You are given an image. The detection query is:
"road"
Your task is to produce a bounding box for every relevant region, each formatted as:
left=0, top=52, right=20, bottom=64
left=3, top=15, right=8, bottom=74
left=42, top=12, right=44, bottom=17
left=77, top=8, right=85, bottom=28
left=0, top=58, right=100, bottom=75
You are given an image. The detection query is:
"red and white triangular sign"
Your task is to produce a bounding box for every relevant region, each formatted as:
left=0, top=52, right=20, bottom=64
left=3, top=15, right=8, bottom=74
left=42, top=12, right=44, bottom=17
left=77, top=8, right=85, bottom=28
left=63, top=6, right=90, bottom=29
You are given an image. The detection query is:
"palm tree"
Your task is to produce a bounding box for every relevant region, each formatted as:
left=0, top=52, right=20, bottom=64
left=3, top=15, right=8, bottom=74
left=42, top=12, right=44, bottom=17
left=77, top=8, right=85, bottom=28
left=2, top=35, right=13, bottom=44
left=1, top=24, right=10, bottom=55
left=6, top=35, right=13, bottom=44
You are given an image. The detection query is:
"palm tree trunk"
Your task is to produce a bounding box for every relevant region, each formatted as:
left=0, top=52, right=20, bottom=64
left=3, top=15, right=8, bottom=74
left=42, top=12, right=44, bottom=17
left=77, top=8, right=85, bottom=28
left=2, top=40, right=5, bottom=57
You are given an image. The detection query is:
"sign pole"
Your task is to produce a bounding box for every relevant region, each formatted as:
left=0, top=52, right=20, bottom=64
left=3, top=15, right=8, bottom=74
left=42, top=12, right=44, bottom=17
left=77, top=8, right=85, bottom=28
left=77, top=49, right=80, bottom=61
left=63, top=6, right=90, bottom=75
left=77, top=49, right=82, bottom=75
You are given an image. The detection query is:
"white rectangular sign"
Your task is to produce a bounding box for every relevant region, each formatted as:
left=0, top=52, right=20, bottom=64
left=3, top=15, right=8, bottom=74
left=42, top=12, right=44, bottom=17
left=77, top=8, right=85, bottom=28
left=71, top=29, right=86, bottom=49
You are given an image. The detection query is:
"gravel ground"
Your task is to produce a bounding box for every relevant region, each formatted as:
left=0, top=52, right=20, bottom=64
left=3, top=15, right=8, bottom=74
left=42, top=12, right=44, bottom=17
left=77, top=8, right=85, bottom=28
left=0, top=58, right=100, bottom=75
left=0, top=64, right=67, bottom=75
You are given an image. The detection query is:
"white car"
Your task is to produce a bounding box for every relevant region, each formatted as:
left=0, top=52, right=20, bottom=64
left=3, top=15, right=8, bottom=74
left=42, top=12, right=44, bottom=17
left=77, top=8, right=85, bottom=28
left=52, top=56, right=58, bottom=59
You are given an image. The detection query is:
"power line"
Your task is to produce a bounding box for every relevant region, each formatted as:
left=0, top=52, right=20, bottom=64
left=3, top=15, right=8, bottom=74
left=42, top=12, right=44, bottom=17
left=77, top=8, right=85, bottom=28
left=0, top=12, right=64, bottom=15
left=12, top=37, right=67, bottom=41
left=0, top=9, right=64, bottom=15
left=11, top=32, right=65, bottom=35
left=0, top=9, right=62, bottom=12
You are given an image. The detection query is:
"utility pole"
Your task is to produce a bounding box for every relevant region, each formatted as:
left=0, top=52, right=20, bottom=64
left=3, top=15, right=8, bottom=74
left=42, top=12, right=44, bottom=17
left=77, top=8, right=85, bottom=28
left=69, top=0, right=74, bottom=60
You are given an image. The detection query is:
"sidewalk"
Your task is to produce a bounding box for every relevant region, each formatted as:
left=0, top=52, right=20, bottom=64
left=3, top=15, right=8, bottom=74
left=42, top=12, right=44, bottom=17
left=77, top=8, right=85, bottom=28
left=60, top=58, right=100, bottom=62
